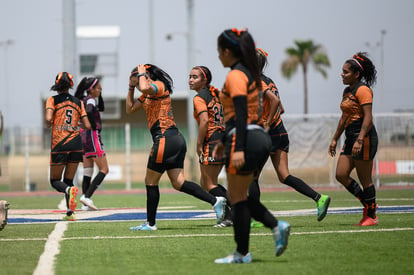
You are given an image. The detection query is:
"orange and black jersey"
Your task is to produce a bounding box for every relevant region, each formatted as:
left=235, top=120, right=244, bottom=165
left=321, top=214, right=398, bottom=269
left=340, top=82, right=373, bottom=131
left=220, top=62, right=260, bottom=128
left=260, top=74, right=282, bottom=127
left=193, top=86, right=225, bottom=140
left=220, top=61, right=260, bottom=151
left=46, top=93, right=87, bottom=150
left=140, top=80, right=177, bottom=138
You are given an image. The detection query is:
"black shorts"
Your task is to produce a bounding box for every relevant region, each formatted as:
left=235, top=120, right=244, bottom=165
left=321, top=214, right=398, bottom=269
left=147, top=130, right=187, bottom=173
left=268, top=121, right=289, bottom=154
left=341, top=126, right=378, bottom=160
left=50, top=135, right=83, bottom=165
left=225, top=127, right=271, bottom=175
left=199, top=130, right=225, bottom=165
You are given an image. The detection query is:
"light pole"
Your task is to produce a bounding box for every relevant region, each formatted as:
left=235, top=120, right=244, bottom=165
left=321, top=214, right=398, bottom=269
left=165, top=0, right=197, bottom=180
left=365, top=29, right=386, bottom=113
left=0, top=39, right=14, bottom=123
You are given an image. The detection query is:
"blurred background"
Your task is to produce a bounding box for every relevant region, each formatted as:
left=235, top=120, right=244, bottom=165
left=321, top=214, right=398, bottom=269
left=0, top=0, right=413, bottom=191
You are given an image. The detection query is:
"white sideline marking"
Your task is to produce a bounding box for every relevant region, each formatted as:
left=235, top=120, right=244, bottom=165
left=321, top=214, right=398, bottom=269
left=32, top=222, right=68, bottom=275
left=1, top=227, right=413, bottom=243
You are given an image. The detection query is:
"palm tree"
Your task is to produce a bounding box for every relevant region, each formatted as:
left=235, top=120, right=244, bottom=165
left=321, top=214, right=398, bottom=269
left=281, top=40, right=330, bottom=115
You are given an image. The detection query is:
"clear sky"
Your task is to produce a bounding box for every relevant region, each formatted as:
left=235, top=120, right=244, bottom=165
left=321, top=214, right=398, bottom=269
left=0, top=0, right=413, bottom=128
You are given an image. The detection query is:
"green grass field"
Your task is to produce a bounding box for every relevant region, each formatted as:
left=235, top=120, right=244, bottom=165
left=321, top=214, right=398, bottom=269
left=1, top=188, right=413, bottom=275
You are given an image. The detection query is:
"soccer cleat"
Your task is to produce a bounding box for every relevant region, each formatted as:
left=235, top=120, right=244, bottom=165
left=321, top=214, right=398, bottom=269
left=317, top=194, right=331, bottom=221
left=213, top=197, right=226, bottom=223
left=80, top=195, right=98, bottom=211
left=63, top=213, right=76, bottom=221
left=214, top=251, right=252, bottom=264
left=273, top=220, right=291, bottom=256
left=0, top=200, right=9, bottom=231
left=214, top=219, right=233, bottom=228
left=250, top=220, right=264, bottom=228
left=130, top=221, right=157, bottom=231
left=356, top=204, right=378, bottom=225
left=68, top=186, right=78, bottom=212
left=356, top=216, right=379, bottom=226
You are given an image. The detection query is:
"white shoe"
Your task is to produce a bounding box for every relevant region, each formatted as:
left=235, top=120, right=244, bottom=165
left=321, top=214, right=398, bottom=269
left=81, top=204, right=91, bottom=211
left=80, top=195, right=98, bottom=210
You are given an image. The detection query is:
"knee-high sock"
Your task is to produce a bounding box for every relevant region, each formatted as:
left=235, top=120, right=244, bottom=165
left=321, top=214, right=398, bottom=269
left=248, top=179, right=261, bottom=202
left=85, top=172, right=106, bottom=198
left=232, top=200, right=251, bottom=256
left=345, top=178, right=366, bottom=207
left=283, top=175, right=320, bottom=202
left=180, top=180, right=215, bottom=205
left=248, top=196, right=278, bottom=229
left=82, top=176, right=91, bottom=194
left=363, top=184, right=377, bottom=218
left=146, top=185, right=160, bottom=226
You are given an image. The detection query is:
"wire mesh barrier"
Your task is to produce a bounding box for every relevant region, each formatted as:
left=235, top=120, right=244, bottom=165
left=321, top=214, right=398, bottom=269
left=0, top=113, right=413, bottom=191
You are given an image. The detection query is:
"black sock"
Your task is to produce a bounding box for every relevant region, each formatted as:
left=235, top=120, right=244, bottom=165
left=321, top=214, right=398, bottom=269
left=248, top=179, right=261, bottom=202
left=363, top=184, right=377, bottom=218
left=345, top=178, right=366, bottom=207
left=248, top=196, right=278, bottom=229
left=82, top=176, right=91, bottom=194
left=85, top=172, right=106, bottom=198
left=180, top=180, right=215, bottom=205
left=50, top=180, right=68, bottom=193
left=63, top=178, right=73, bottom=187
left=232, top=200, right=251, bottom=256
left=209, top=186, right=227, bottom=199
left=284, top=175, right=320, bottom=202
left=146, top=185, right=160, bottom=226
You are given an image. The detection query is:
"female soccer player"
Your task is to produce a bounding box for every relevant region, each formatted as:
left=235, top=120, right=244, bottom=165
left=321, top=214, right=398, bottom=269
left=45, top=72, right=91, bottom=221
left=126, top=64, right=226, bottom=230
left=189, top=66, right=232, bottom=227
left=75, top=77, right=109, bottom=211
left=249, top=48, right=331, bottom=224
left=213, top=29, right=290, bottom=264
left=329, top=52, right=378, bottom=226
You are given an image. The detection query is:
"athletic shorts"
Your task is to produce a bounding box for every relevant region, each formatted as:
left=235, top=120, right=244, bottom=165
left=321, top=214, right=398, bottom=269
left=147, top=129, right=187, bottom=173
left=268, top=121, right=289, bottom=154
left=225, top=126, right=271, bottom=175
left=50, top=135, right=83, bottom=165
left=81, top=128, right=106, bottom=158
left=341, top=125, right=378, bottom=160
left=199, top=130, right=225, bottom=165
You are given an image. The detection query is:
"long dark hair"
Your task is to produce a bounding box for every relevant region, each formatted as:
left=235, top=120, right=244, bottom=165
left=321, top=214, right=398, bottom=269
left=74, top=77, right=100, bottom=100
left=256, top=48, right=269, bottom=73
left=346, top=52, right=377, bottom=87
left=50, top=72, right=74, bottom=91
left=218, top=28, right=261, bottom=90
left=130, top=64, right=174, bottom=94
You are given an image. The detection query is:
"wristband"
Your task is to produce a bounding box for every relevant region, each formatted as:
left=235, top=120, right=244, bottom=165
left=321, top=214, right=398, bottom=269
left=129, top=86, right=135, bottom=91
left=137, top=73, right=147, bottom=78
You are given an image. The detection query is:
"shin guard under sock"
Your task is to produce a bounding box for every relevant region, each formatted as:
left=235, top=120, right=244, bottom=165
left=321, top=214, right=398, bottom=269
left=345, top=178, right=366, bottom=207
left=85, top=172, right=106, bottom=198
left=180, top=180, right=215, bottom=205
left=247, top=197, right=278, bottom=229
left=232, top=200, right=251, bottom=255
left=284, top=175, right=320, bottom=202
left=146, top=185, right=160, bottom=226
